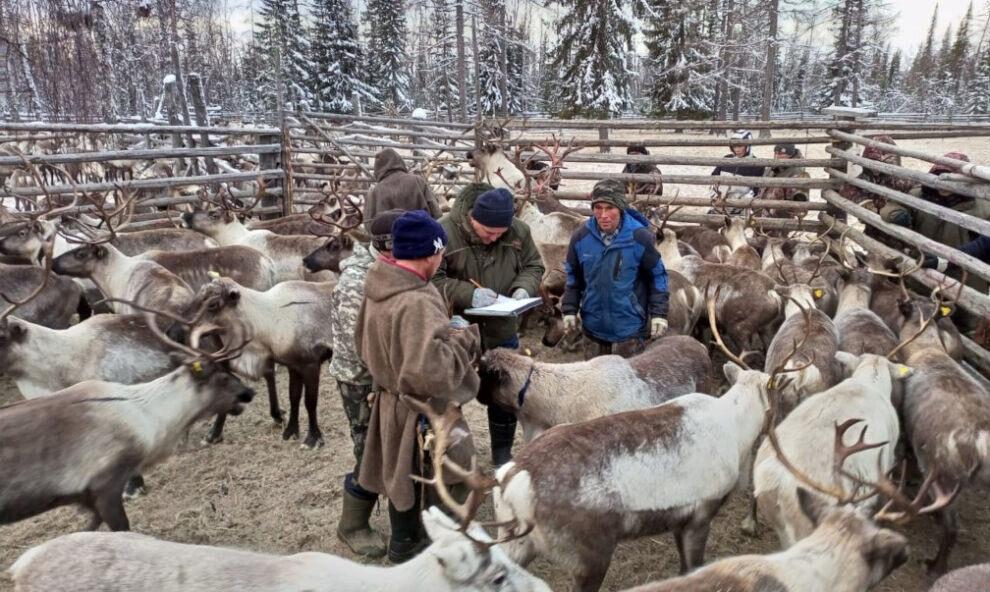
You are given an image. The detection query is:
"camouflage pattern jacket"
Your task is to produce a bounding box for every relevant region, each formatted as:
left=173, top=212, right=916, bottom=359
left=329, top=241, right=376, bottom=385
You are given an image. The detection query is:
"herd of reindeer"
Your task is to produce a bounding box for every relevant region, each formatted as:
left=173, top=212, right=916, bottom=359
left=0, top=131, right=988, bottom=592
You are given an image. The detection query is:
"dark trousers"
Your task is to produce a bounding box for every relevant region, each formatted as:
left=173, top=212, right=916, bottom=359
left=582, top=332, right=645, bottom=360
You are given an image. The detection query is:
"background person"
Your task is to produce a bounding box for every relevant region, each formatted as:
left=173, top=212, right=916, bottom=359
left=355, top=210, right=481, bottom=563
left=432, top=184, right=545, bottom=466
left=561, top=179, right=669, bottom=360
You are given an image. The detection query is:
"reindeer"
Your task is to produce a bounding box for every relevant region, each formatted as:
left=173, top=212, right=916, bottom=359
left=621, top=488, right=908, bottom=592
left=138, top=245, right=277, bottom=293
left=834, top=268, right=901, bottom=360
left=181, top=203, right=331, bottom=283
left=930, top=564, right=990, bottom=592
left=721, top=215, right=761, bottom=269
left=478, top=335, right=713, bottom=442
left=0, top=263, right=81, bottom=328
left=658, top=227, right=782, bottom=359
left=52, top=242, right=194, bottom=317
left=752, top=353, right=911, bottom=548
left=488, top=355, right=792, bottom=592
left=0, top=300, right=255, bottom=531
left=179, top=276, right=335, bottom=448
left=9, top=505, right=551, bottom=592
left=895, top=288, right=990, bottom=574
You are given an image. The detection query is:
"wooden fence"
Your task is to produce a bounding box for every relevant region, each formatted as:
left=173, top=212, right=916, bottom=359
left=0, top=110, right=987, bottom=377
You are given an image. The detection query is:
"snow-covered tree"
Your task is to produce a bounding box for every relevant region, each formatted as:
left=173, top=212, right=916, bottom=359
left=425, top=0, right=460, bottom=111
left=548, top=0, right=637, bottom=118
left=310, top=0, right=375, bottom=112
left=643, top=0, right=713, bottom=118
left=363, top=0, right=411, bottom=111
left=252, top=0, right=312, bottom=109
left=967, top=45, right=990, bottom=114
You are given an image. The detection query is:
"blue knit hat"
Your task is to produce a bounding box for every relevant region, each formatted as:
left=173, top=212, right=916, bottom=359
left=391, top=210, right=448, bottom=259
left=471, top=187, right=514, bottom=228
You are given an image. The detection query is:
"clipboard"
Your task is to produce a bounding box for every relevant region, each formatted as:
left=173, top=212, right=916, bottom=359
left=464, top=296, right=542, bottom=317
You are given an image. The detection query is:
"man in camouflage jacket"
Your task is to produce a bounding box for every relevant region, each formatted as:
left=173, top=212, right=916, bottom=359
left=329, top=209, right=405, bottom=559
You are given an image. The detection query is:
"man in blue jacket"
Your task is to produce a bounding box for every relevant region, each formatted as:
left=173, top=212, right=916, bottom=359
left=561, top=179, right=670, bottom=359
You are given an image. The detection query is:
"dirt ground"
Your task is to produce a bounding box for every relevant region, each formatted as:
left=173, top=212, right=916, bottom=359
left=1, top=328, right=989, bottom=592
left=2, top=129, right=990, bottom=591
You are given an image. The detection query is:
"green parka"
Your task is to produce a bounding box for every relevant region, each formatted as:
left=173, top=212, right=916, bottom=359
left=433, top=183, right=546, bottom=349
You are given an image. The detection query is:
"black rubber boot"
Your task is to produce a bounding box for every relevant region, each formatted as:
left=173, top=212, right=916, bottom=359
left=489, top=405, right=518, bottom=467
left=387, top=501, right=428, bottom=564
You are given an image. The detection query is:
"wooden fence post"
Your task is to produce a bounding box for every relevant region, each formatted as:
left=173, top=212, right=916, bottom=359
left=822, top=106, right=876, bottom=219
left=599, top=127, right=610, bottom=153
left=260, top=132, right=283, bottom=217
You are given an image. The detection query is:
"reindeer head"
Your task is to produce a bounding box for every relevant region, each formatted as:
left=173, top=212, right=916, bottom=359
left=795, top=488, right=909, bottom=587
left=181, top=206, right=236, bottom=237
left=0, top=316, right=29, bottom=372
left=0, top=221, right=48, bottom=263
left=51, top=244, right=111, bottom=278
left=420, top=506, right=552, bottom=592
left=302, top=233, right=356, bottom=274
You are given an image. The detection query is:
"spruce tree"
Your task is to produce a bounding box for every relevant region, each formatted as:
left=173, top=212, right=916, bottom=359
left=643, top=0, right=712, bottom=118
left=947, top=2, right=973, bottom=96
left=549, top=0, right=636, bottom=118
left=310, top=0, right=376, bottom=112
left=363, top=0, right=411, bottom=111
left=252, top=0, right=312, bottom=109
left=968, top=46, right=990, bottom=114
left=427, top=0, right=459, bottom=111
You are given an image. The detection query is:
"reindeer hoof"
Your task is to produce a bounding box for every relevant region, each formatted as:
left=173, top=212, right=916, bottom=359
left=202, top=432, right=224, bottom=445
left=271, top=410, right=285, bottom=425
left=740, top=517, right=757, bottom=537
left=924, top=557, right=948, bottom=576
left=302, top=434, right=325, bottom=450
left=282, top=424, right=300, bottom=441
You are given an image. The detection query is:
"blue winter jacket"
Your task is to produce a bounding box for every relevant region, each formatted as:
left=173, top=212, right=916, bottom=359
left=561, top=208, right=669, bottom=342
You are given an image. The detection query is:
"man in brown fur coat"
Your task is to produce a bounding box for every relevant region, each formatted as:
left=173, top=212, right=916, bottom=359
left=354, top=210, right=481, bottom=564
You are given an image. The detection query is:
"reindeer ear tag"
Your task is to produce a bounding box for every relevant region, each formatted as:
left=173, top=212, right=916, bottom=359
left=813, top=289, right=823, bottom=299
left=899, top=366, right=911, bottom=376
left=190, top=360, right=204, bottom=374
left=524, top=347, right=533, bottom=357
left=939, top=306, right=951, bottom=317
left=208, top=270, right=221, bottom=280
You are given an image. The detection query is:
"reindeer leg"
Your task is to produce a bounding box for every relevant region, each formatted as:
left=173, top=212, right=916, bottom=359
left=926, top=504, right=958, bottom=575
left=573, top=548, right=613, bottom=592
left=265, top=361, right=282, bottom=424
left=204, top=413, right=227, bottom=444
left=122, top=474, right=146, bottom=499
left=679, top=513, right=716, bottom=573
left=93, top=478, right=131, bottom=532
left=301, top=363, right=324, bottom=449
left=282, top=368, right=302, bottom=441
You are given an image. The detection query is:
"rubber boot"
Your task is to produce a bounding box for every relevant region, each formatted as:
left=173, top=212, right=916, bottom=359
left=336, top=476, right=386, bottom=558
left=489, top=418, right=518, bottom=468
left=388, top=501, right=428, bottom=564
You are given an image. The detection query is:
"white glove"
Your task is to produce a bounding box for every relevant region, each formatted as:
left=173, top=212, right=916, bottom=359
left=512, top=288, right=529, bottom=300
left=471, top=288, right=498, bottom=307
left=563, top=315, right=578, bottom=333
left=651, top=317, right=669, bottom=338
left=935, top=257, right=949, bottom=273
left=450, top=315, right=470, bottom=329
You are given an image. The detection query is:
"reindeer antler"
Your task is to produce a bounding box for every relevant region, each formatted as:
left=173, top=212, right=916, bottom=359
left=705, top=284, right=754, bottom=370
left=0, top=239, right=53, bottom=324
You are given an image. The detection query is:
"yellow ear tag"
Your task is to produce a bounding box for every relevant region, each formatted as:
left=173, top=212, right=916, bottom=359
left=940, top=306, right=951, bottom=317
left=813, top=289, right=823, bottom=299
left=524, top=348, right=533, bottom=356
left=190, top=360, right=203, bottom=374
left=899, top=366, right=911, bottom=376
left=208, top=270, right=221, bottom=279
left=749, top=219, right=756, bottom=226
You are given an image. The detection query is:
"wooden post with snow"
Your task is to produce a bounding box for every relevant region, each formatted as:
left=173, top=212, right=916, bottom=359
left=188, top=73, right=217, bottom=175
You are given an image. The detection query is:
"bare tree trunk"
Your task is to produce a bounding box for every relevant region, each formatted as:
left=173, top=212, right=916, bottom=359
left=759, top=0, right=779, bottom=137
left=188, top=73, right=218, bottom=174
left=472, top=13, right=483, bottom=149
left=163, top=77, right=186, bottom=172
left=716, top=0, right=734, bottom=128
left=498, top=1, right=508, bottom=116
left=456, top=0, right=468, bottom=122
left=851, top=0, right=863, bottom=107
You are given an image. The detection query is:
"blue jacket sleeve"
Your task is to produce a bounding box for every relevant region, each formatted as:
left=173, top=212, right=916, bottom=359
left=960, top=235, right=990, bottom=263
left=635, top=228, right=669, bottom=318
left=561, top=232, right=584, bottom=316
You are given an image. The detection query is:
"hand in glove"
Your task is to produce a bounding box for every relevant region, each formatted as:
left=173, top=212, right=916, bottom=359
left=511, top=288, right=529, bottom=300
left=471, top=287, right=498, bottom=308
left=650, top=317, right=669, bottom=338
left=450, top=315, right=470, bottom=329
left=563, top=315, right=579, bottom=333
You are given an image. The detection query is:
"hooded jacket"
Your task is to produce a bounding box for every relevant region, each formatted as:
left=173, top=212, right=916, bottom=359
left=433, top=183, right=545, bottom=349
left=561, top=208, right=669, bottom=342
left=355, top=258, right=480, bottom=510
left=366, top=149, right=441, bottom=222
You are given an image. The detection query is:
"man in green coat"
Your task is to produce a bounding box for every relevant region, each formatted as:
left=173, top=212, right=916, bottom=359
left=433, top=183, right=545, bottom=465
